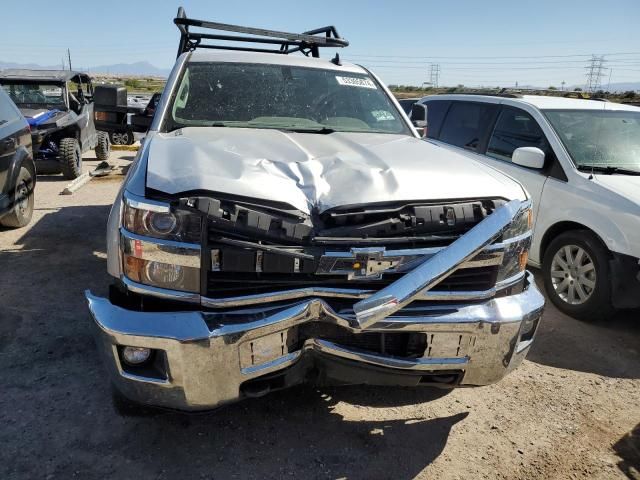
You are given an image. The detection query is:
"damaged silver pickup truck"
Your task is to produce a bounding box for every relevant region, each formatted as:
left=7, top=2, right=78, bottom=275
left=86, top=10, right=544, bottom=411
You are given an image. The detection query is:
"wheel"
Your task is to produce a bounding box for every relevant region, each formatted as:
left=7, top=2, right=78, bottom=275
left=95, top=131, right=111, bottom=160
left=542, top=230, right=614, bottom=321
left=110, top=130, right=133, bottom=146
left=0, top=166, right=34, bottom=228
left=59, top=137, right=83, bottom=179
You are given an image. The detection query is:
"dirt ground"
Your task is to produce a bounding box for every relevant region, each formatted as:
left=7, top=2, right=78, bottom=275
left=1, top=150, right=639, bottom=480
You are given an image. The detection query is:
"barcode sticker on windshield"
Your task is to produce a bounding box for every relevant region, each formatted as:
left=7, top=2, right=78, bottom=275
left=336, top=76, right=377, bottom=89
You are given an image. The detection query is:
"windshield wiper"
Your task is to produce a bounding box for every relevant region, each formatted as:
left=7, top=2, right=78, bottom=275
left=285, top=127, right=336, bottom=134
left=577, top=165, right=640, bottom=176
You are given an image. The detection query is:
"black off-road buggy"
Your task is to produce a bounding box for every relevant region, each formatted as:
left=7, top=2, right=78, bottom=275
left=0, top=69, right=110, bottom=179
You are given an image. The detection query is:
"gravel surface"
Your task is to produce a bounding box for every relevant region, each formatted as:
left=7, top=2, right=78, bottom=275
left=1, top=151, right=639, bottom=480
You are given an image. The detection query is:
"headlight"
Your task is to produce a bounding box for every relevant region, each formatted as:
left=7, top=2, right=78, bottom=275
left=122, top=197, right=200, bottom=242
left=496, top=205, right=533, bottom=283
left=123, top=255, right=200, bottom=292
left=502, top=206, right=532, bottom=240
left=121, top=194, right=201, bottom=293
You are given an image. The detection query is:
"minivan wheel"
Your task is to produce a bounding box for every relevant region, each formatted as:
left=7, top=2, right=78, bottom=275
left=0, top=166, right=34, bottom=228
left=542, top=230, right=614, bottom=321
left=60, top=137, right=83, bottom=179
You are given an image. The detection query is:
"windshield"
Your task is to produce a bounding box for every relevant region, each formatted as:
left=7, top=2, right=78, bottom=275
left=1, top=82, right=66, bottom=108
left=545, top=109, right=640, bottom=172
left=165, top=62, right=410, bottom=135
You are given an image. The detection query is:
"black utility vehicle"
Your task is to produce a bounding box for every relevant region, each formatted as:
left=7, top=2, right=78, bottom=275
left=0, top=88, right=35, bottom=228
left=0, top=70, right=110, bottom=179
left=94, top=89, right=161, bottom=145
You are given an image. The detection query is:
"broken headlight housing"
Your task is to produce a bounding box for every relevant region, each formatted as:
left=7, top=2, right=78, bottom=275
left=496, top=203, right=533, bottom=283
left=121, top=194, right=201, bottom=293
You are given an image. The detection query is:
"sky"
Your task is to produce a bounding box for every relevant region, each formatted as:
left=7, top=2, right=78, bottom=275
left=1, top=0, right=639, bottom=89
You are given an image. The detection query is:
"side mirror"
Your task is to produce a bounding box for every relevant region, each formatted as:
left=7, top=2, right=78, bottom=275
left=410, top=103, right=427, bottom=136
left=410, top=103, right=427, bottom=123
left=512, top=147, right=545, bottom=169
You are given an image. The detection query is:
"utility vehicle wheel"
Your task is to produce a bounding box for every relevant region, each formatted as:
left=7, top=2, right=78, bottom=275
left=95, top=131, right=111, bottom=160
left=60, top=137, right=83, bottom=179
left=110, top=130, right=133, bottom=146
left=542, top=230, right=614, bottom=321
left=0, top=166, right=34, bottom=228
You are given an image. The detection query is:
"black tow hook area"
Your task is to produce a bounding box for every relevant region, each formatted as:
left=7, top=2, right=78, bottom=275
left=240, top=352, right=463, bottom=399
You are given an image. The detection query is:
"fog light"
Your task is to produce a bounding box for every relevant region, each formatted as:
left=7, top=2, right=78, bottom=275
left=122, top=346, right=151, bottom=365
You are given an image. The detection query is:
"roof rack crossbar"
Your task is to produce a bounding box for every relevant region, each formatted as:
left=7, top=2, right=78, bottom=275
left=174, top=7, right=348, bottom=58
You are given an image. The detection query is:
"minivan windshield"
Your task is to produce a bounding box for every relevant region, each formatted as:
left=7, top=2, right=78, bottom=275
left=164, top=62, right=410, bottom=135
left=545, top=109, right=640, bottom=173
left=1, top=82, right=66, bottom=109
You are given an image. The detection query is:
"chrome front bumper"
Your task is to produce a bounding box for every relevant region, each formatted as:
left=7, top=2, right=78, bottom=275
left=86, top=271, right=544, bottom=411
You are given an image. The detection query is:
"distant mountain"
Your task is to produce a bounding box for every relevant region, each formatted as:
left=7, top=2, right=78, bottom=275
left=0, top=60, right=170, bottom=77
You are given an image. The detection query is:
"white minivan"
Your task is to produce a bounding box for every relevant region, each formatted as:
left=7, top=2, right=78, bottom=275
left=418, top=94, right=640, bottom=320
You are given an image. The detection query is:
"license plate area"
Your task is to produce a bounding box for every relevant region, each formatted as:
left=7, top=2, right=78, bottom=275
left=426, top=333, right=475, bottom=358
left=239, top=329, right=296, bottom=369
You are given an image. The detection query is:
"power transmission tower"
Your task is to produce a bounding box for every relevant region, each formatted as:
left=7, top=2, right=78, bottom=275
left=585, top=55, right=607, bottom=93
left=428, top=64, right=440, bottom=88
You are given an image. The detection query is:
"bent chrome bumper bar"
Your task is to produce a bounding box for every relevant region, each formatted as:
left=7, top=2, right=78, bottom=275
left=86, top=272, right=544, bottom=411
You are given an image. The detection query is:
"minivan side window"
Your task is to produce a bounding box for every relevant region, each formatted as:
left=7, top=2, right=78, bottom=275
left=487, top=107, right=548, bottom=161
left=438, top=102, right=495, bottom=151
left=424, top=100, right=450, bottom=139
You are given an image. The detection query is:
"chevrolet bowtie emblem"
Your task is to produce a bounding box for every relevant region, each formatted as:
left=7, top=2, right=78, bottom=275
left=316, top=247, right=405, bottom=280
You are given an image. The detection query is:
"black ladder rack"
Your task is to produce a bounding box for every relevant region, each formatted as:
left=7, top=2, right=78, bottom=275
left=174, top=7, right=348, bottom=59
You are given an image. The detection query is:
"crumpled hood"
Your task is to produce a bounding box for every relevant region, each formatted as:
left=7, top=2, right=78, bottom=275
left=146, top=127, right=526, bottom=214
left=592, top=174, right=640, bottom=207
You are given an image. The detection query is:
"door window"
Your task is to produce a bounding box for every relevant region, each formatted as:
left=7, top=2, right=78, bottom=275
left=438, top=102, right=495, bottom=152
left=487, top=107, right=548, bottom=161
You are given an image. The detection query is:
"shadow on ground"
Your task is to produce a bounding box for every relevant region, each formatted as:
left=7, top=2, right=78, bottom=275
left=0, top=204, right=468, bottom=479
left=81, top=386, right=466, bottom=480
left=614, top=423, right=640, bottom=479
left=527, top=271, right=640, bottom=379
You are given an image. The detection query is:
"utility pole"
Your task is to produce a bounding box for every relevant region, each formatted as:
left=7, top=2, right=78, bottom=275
left=428, top=64, right=440, bottom=89
left=561, top=81, right=566, bottom=92
left=67, top=49, right=72, bottom=71
left=585, top=55, right=607, bottom=93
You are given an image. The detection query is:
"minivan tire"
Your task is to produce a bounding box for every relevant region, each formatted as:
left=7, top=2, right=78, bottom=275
left=542, top=230, right=614, bottom=321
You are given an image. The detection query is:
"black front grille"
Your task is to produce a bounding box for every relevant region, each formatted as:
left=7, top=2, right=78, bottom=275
left=206, top=265, right=499, bottom=297
left=296, top=323, right=427, bottom=358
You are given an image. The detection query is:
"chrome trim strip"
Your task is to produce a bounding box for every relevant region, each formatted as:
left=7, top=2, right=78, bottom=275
left=123, top=191, right=171, bottom=213
left=312, top=339, right=469, bottom=370
left=122, top=276, right=201, bottom=304
left=353, top=200, right=524, bottom=328
left=200, top=270, right=526, bottom=308
left=121, top=229, right=201, bottom=268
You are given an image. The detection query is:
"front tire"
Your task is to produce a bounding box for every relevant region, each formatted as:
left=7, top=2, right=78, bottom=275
left=95, top=131, right=111, bottom=160
left=59, top=137, right=83, bottom=179
left=542, top=230, right=614, bottom=321
left=0, top=166, right=34, bottom=228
